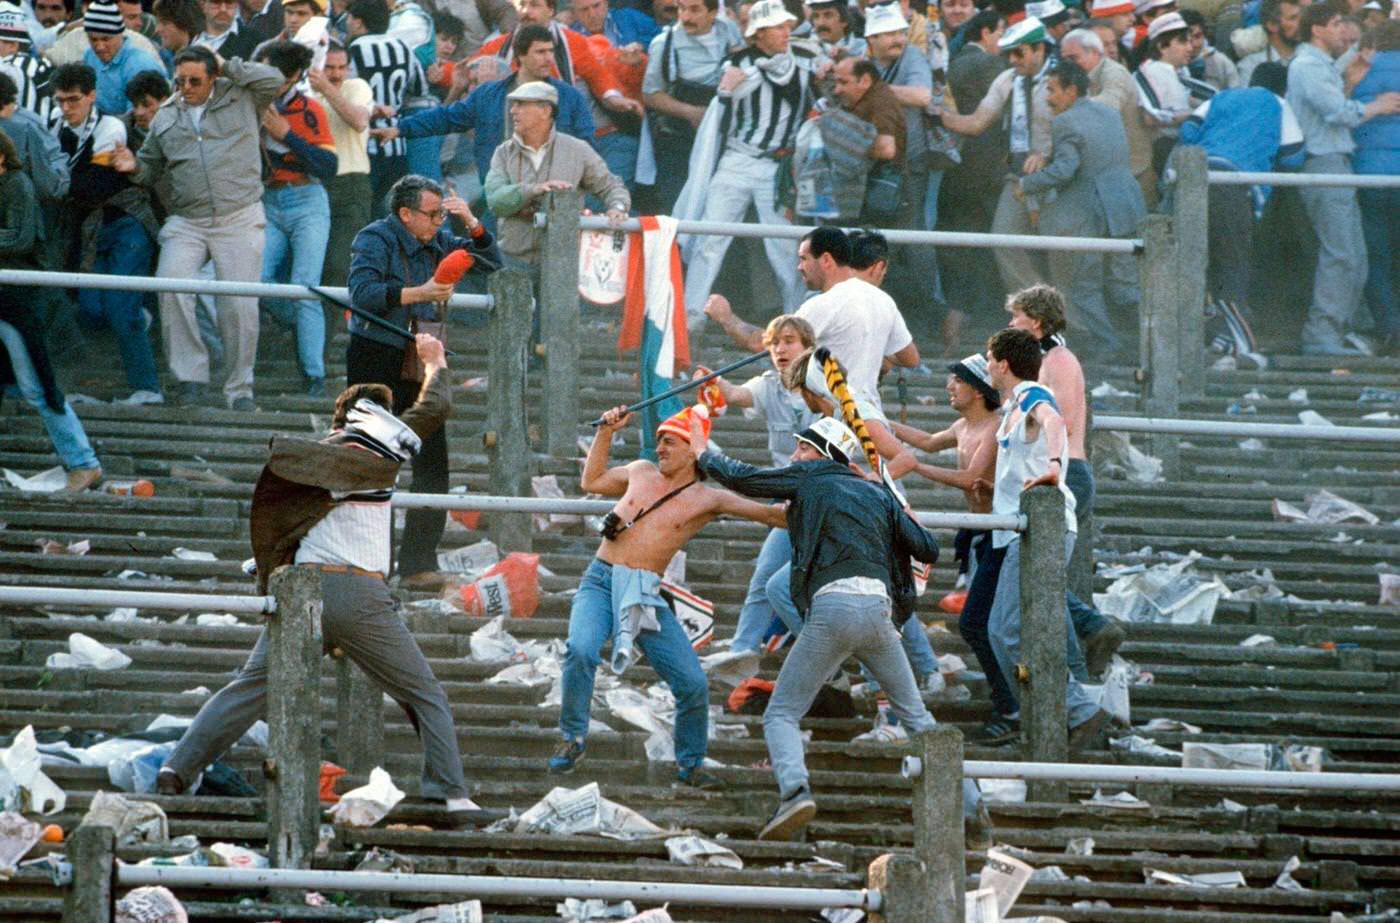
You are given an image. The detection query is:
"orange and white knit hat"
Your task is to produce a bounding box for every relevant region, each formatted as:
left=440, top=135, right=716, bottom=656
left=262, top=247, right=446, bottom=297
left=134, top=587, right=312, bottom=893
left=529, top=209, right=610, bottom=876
left=656, top=404, right=711, bottom=444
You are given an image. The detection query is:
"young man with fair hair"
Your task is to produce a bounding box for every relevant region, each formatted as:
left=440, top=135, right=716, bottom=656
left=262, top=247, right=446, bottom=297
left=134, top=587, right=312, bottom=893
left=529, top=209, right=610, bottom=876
left=549, top=404, right=786, bottom=782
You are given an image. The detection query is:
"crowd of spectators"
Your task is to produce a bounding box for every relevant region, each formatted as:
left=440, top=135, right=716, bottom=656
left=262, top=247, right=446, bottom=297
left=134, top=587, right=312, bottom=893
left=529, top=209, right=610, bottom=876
left=0, top=0, right=1397, bottom=489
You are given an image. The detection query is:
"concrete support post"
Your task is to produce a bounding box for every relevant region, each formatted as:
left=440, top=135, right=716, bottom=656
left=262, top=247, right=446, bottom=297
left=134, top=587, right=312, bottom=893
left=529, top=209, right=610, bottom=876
left=539, top=191, right=582, bottom=458
left=485, top=268, right=534, bottom=551
left=1171, top=146, right=1208, bottom=402
left=1019, top=487, right=1069, bottom=802
left=1137, top=214, right=1181, bottom=478
left=1067, top=403, right=1093, bottom=601
left=62, top=824, right=114, bottom=923
left=910, top=728, right=965, bottom=923
left=266, top=566, right=324, bottom=870
left=334, top=649, right=383, bottom=775
left=867, top=853, right=931, bottom=923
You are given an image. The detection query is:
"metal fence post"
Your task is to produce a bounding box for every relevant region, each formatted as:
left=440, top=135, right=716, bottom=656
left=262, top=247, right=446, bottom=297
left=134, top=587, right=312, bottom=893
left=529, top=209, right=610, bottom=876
left=266, top=566, right=324, bottom=870
left=1019, top=487, right=1069, bottom=802
left=1170, top=146, right=1208, bottom=402
left=867, top=853, right=930, bottom=923
left=539, top=191, right=582, bottom=459
left=62, top=823, right=114, bottom=923
left=1137, top=214, right=1181, bottom=478
left=334, top=651, right=383, bottom=775
left=485, top=268, right=534, bottom=551
left=909, top=727, right=965, bottom=923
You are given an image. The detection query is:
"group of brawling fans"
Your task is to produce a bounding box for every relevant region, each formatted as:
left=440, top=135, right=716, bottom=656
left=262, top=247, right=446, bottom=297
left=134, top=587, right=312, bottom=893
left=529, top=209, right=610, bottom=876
left=148, top=224, right=1126, bottom=846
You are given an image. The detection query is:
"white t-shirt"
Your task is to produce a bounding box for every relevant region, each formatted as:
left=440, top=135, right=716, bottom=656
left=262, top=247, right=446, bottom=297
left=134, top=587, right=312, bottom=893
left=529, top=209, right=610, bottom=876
left=796, top=276, right=912, bottom=407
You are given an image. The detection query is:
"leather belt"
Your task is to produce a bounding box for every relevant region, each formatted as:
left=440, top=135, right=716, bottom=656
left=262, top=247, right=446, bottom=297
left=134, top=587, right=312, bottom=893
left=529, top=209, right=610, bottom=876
left=303, top=563, right=386, bottom=580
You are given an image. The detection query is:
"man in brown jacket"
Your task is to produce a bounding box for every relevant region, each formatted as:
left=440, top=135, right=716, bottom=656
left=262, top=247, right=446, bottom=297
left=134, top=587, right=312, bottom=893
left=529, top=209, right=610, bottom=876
left=156, top=335, right=501, bottom=830
left=483, top=80, right=629, bottom=266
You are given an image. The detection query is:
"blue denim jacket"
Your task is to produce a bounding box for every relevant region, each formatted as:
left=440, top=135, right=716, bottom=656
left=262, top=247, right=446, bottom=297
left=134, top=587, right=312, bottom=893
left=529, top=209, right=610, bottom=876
left=398, top=74, right=596, bottom=181
left=696, top=452, right=938, bottom=622
left=346, top=215, right=502, bottom=348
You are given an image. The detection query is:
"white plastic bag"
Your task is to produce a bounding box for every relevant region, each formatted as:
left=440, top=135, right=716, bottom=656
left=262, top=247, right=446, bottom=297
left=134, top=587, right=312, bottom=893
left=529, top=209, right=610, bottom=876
left=328, top=767, right=404, bottom=827
left=46, top=633, right=132, bottom=671
left=0, top=726, right=65, bottom=814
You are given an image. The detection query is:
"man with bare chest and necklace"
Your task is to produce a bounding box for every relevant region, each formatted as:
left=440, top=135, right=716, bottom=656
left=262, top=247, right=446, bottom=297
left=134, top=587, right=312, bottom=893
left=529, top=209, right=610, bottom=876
left=548, top=403, right=787, bottom=786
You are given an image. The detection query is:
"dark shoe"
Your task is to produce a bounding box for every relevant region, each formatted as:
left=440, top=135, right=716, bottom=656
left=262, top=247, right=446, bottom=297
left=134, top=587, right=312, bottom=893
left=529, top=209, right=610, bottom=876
left=156, top=768, right=185, bottom=796
left=548, top=738, right=586, bottom=774
left=229, top=397, right=257, bottom=412
left=964, top=800, right=994, bottom=851
left=677, top=767, right=726, bottom=790
left=447, top=807, right=509, bottom=829
left=398, top=570, right=455, bottom=591
left=174, top=382, right=206, bottom=408
left=974, top=716, right=1020, bottom=745
left=1083, top=623, right=1127, bottom=678
left=758, top=788, right=816, bottom=841
left=304, top=377, right=326, bottom=398
left=1069, top=708, right=1114, bottom=752
left=62, top=467, right=102, bottom=494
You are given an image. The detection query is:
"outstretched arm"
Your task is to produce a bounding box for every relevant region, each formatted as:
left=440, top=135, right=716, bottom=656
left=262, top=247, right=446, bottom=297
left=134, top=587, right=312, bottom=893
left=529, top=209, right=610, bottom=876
left=712, top=489, right=788, bottom=528
left=1023, top=402, right=1066, bottom=489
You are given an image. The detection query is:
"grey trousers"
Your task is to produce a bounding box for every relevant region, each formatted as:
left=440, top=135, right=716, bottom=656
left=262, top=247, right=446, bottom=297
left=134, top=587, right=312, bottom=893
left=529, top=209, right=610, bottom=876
left=164, top=571, right=468, bottom=800
left=763, top=591, right=983, bottom=819
left=1298, top=153, right=1368, bottom=352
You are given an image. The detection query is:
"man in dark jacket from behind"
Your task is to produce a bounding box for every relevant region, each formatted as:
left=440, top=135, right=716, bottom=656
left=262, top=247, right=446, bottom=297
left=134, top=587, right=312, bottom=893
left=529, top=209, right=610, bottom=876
left=691, top=415, right=988, bottom=844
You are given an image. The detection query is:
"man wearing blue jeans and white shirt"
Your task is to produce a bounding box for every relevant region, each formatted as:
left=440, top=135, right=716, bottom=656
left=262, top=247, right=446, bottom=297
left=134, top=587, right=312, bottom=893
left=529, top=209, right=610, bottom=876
left=549, top=403, right=786, bottom=786
left=979, top=327, right=1113, bottom=750
left=692, top=415, right=989, bottom=844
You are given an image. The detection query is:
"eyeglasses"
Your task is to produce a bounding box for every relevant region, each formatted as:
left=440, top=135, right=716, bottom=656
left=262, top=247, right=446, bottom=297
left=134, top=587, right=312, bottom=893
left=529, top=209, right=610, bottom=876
left=174, top=76, right=208, bottom=87
left=412, top=207, right=447, bottom=222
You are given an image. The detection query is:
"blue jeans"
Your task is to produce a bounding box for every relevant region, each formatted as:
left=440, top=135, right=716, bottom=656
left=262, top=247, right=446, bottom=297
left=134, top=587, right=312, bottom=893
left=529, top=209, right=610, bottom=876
left=559, top=559, right=710, bottom=770
left=732, top=528, right=793, bottom=654
left=986, top=535, right=1102, bottom=729
left=77, top=216, right=159, bottom=393
left=766, top=562, right=938, bottom=678
left=1359, top=186, right=1400, bottom=339
left=261, top=183, right=331, bottom=380
left=764, top=591, right=982, bottom=818
left=959, top=536, right=1018, bottom=717
left=0, top=319, right=99, bottom=471
left=1063, top=458, right=1109, bottom=680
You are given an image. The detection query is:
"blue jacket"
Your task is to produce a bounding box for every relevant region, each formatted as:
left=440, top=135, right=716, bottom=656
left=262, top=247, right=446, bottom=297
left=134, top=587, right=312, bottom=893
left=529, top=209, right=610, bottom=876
left=571, top=8, right=660, bottom=49
left=1180, top=87, right=1305, bottom=172
left=347, top=215, right=501, bottom=349
left=696, top=452, right=938, bottom=623
left=1353, top=50, right=1400, bottom=176
left=83, top=41, right=164, bottom=115
left=398, top=73, right=595, bottom=180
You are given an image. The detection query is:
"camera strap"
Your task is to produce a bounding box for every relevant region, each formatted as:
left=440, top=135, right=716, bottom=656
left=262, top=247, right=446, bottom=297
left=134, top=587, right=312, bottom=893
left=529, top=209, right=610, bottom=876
left=620, top=479, right=697, bottom=532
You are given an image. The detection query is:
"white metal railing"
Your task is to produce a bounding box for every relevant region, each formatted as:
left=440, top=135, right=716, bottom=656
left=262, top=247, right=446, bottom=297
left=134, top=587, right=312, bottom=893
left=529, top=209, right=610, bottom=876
left=115, top=867, right=880, bottom=910
left=1094, top=415, right=1400, bottom=444
left=0, top=586, right=273, bottom=613
left=1207, top=170, right=1400, bottom=189
left=0, top=269, right=491, bottom=310
left=575, top=215, right=1142, bottom=254
left=962, top=760, right=1400, bottom=792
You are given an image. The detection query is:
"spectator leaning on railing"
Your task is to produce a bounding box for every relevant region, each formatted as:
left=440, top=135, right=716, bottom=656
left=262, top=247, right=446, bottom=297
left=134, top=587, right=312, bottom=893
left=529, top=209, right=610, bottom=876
left=112, top=45, right=284, bottom=411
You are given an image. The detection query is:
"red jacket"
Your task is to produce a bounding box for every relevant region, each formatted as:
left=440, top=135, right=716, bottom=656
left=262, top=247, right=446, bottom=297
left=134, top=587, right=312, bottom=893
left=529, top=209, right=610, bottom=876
left=474, top=21, right=622, bottom=103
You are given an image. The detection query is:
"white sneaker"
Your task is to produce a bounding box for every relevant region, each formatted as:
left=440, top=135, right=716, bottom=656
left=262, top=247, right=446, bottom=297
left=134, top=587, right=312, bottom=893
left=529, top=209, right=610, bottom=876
left=120, top=390, right=165, bottom=406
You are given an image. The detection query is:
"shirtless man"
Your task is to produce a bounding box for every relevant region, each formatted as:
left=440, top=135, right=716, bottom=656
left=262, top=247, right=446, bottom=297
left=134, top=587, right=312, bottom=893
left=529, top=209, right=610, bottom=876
left=548, top=403, right=786, bottom=786
left=1004, top=285, right=1125, bottom=677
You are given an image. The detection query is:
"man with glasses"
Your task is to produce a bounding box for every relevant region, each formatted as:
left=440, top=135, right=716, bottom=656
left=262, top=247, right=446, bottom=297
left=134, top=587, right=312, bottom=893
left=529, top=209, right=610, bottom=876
left=346, top=174, right=501, bottom=587
left=194, top=0, right=259, bottom=61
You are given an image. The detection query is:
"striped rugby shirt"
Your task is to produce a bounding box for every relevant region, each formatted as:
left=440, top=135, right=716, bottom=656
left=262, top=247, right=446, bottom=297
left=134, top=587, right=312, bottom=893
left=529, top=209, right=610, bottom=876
left=348, top=31, right=427, bottom=158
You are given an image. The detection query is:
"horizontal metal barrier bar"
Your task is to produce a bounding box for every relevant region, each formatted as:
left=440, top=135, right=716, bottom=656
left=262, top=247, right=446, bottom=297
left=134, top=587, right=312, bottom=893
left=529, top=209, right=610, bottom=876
left=115, top=866, right=881, bottom=910
left=1097, top=415, right=1400, bottom=444
left=0, top=586, right=274, bottom=614
left=0, top=269, right=492, bottom=310
left=1207, top=171, right=1400, bottom=189
left=576, top=216, right=1141, bottom=255
left=390, top=492, right=1026, bottom=531
left=966, top=760, right=1400, bottom=791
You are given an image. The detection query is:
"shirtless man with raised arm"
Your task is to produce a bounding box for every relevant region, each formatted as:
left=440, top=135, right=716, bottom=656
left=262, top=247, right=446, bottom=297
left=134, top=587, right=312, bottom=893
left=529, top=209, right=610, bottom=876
left=547, top=403, right=786, bottom=787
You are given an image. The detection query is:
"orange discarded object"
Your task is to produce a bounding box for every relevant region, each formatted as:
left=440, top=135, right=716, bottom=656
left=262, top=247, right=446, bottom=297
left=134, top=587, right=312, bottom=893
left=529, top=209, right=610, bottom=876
left=40, top=824, right=63, bottom=843
left=319, top=762, right=347, bottom=804
left=450, top=509, right=482, bottom=530
left=458, top=552, right=540, bottom=618
left=937, top=590, right=968, bottom=614
left=727, top=677, right=775, bottom=714
left=1318, top=642, right=1337, bottom=650
left=102, top=479, right=155, bottom=497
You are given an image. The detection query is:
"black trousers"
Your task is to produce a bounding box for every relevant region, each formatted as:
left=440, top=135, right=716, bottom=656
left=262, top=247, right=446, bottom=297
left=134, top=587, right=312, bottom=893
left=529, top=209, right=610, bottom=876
left=346, top=334, right=449, bottom=577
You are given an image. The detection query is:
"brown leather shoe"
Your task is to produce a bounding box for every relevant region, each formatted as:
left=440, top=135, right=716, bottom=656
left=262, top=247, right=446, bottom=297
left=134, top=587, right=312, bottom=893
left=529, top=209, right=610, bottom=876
left=1068, top=708, right=1114, bottom=752
left=1083, top=623, right=1127, bottom=678
left=63, top=467, right=102, bottom=493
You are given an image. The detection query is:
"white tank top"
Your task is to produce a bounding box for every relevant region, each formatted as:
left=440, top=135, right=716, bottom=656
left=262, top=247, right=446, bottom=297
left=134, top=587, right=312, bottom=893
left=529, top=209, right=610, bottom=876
left=992, top=381, right=1077, bottom=548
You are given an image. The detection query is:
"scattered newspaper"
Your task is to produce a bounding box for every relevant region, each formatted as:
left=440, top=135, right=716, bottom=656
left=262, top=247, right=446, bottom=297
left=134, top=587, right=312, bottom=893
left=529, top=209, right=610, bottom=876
left=1093, top=554, right=1227, bottom=626
left=1271, top=489, right=1379, bottom=526
left=515, top=783, right=668, bottom=840
left=1080, top=789, right=1151, bottom=811
left=665, top=835, right=743, bottom=870
left=557, top=898, right=638, bottom=921
left=374, top=900, right=483, bottom=923
left=327, top=767, right=404, bottom=827
left=978, top=848, right=1034, bottom=919
left=0, top=812, right=40, bottom=877
left=1147, top=869, right=1246, bottom=888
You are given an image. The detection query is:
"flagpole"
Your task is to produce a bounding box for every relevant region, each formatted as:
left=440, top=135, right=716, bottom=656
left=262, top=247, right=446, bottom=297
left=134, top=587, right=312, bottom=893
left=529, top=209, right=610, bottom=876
left=590, top=350, right=769, bottom=427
